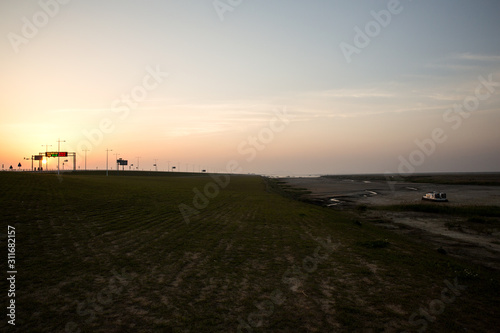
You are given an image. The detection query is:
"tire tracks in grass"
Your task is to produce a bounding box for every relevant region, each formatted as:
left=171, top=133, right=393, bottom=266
left=7, top=175, right=91, bottom=329
left=113, top=194, right=265, bottom=328
left=22, top=175, right=147, bottom=331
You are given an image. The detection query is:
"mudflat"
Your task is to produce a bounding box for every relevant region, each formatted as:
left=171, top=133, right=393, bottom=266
left=281, top=175, right=500, bottom=207
left=280, top=174, right=500, bottom=270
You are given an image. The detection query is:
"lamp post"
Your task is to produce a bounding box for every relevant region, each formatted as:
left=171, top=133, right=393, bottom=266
left=57, top=138, right=65, bottom=175
left=106, top=148, right=113, bottom=176
left=82, top=148, right=90, bottom=171
left=114, top=153, right=120, bottom=171
left=136, top=156, right=141, bottom=170
left=42, top=144, right=52, bottom=170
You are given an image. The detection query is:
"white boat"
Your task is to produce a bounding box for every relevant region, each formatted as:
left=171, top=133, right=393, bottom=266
left=422, top=191, right=448, bottom=202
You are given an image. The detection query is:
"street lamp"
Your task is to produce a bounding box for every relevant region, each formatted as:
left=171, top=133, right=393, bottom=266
left=106, top=148, right=113, bottom=176
left=42, top=144, right=52, bottom=170
left=82, top=148, right=90, bottom=171
left=57, top=138, right=65, bottom=175
left=114, top=153, right=120, bottom=171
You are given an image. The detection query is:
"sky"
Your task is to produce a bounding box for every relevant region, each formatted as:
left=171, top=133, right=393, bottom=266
left=1, top=0, right=499, bottom=175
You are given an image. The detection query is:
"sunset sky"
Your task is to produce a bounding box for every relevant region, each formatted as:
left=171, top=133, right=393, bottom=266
left=1, top=0, right=499, bottom=175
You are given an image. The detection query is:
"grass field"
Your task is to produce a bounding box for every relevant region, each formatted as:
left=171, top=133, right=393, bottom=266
left=1, top=172, right=499, bottom=332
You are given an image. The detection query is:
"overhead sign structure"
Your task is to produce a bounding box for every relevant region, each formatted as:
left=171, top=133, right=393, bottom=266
left=32, top=151, right=76, bottom=171
left=116, top=158, right=128, bottom=171
left=46, top=152, right=68, bottom=157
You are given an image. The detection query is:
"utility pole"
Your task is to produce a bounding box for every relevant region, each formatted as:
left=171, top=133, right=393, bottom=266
left=153, top=159, right=158, bottom=172
left=167, top=161, right=170, bottom=172
left=82, top=148, right=90, bottom=171
left=106, top=148, right=113, bottom=176
left=136, top=156, right=141, bottom=170
left=42, top=144, right=52, bottom=170
left=57, top=138, right=65, bottom=175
